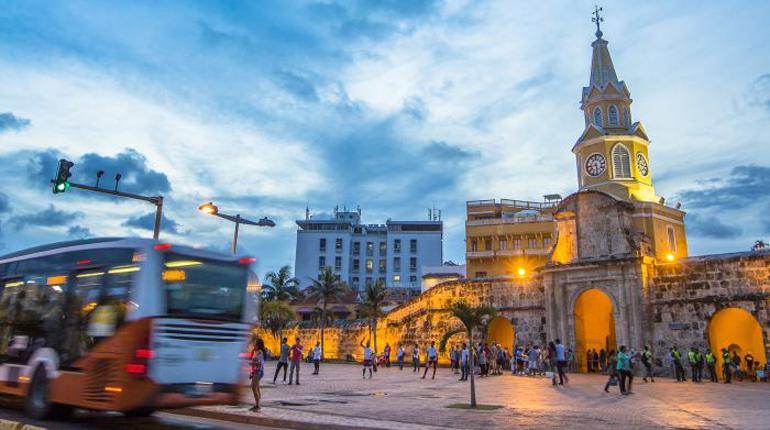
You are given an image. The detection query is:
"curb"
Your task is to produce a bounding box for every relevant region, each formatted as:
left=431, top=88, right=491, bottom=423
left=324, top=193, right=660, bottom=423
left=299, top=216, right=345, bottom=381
left=171, top=407, right=388, bottom=430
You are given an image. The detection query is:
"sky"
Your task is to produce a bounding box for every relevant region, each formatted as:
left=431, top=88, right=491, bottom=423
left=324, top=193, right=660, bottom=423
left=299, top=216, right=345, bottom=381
left=0, top=0, right=769, bottom=279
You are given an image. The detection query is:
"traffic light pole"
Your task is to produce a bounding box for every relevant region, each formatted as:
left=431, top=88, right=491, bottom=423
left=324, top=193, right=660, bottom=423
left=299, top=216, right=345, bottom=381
left=50, top=180, right=164, bottom=239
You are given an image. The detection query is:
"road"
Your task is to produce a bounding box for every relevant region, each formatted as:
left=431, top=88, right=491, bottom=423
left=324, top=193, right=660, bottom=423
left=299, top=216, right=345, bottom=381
left=0, top=398, right=277, bottom=430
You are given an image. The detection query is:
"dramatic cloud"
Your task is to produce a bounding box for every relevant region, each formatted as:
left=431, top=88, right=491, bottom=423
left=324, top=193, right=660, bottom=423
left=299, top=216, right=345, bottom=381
left=123, top=212, right=183, bottom=235
left=67, top=225, right=92, bottom=239
left=9, top=205, right=83, bottom=230
left=0, top=112, right=30, bottom=132
left=687, top=214, right=743, bottom=239
left=678, top=165, right=770, bottom=210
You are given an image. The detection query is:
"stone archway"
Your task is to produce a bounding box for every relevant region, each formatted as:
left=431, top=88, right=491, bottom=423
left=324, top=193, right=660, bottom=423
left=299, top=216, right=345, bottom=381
left=574, top=288, right=617, bottom=373
left=708, top=307, right=766, bottom=378
left=487, top=316, right=515, bottom=351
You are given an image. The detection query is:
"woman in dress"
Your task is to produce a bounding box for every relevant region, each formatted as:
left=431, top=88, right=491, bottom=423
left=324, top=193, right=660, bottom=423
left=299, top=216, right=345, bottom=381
left=250, top=337, right=266, bottom=412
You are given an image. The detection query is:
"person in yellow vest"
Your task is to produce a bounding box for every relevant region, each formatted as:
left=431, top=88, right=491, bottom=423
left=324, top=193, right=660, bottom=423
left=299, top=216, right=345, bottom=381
left=671, top=346, right=685, bottom=382
left=705, top=350, right=717, bottom=383
left=721, top=348, right=732, bottom=383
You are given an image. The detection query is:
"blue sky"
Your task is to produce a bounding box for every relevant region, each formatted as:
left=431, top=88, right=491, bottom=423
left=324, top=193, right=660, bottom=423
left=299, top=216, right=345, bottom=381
left=0, top=1, right=769, bottom=277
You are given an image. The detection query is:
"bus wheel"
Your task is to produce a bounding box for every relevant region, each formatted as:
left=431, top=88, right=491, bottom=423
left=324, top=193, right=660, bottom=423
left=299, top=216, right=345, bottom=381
left=124, top=407, right=155, bottom=417
left=25, top=366, right=53, bottom=420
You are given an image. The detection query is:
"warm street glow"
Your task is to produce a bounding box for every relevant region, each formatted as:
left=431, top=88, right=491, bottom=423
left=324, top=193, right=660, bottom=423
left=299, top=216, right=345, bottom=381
left=517, top=267, right=526, bottom=277
left=666, top=253, right=675, bottom=262
left=198, top=202, right=219, bottom=215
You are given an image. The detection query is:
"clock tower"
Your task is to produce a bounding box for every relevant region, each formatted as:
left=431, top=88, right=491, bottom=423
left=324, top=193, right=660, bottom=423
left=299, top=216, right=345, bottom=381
left=572, top=11, right=656, bottom=203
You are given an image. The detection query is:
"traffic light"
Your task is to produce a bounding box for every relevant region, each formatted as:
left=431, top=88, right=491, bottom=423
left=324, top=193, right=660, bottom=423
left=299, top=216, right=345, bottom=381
left=53, top=159, right=74, bottom=194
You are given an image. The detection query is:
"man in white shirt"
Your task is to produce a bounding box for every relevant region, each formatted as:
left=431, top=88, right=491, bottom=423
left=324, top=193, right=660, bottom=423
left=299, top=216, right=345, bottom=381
left=360, top=339, right=374, bottom=379
left=459, top=343, right=469, bottom=381
left=556, top=339, right=568, bottom=385
left=422, top=341, right=438, bottom=379
left=312, top=341, right=322, bottom=375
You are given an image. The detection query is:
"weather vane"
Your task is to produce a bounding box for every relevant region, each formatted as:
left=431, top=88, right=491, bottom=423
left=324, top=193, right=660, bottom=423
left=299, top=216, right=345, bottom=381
left=592, top=5, right=604, bottom=39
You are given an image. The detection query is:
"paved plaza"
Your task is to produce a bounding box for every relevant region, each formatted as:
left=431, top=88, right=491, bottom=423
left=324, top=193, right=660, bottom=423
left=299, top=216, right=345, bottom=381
left=185, top=363, right=770, bottom=430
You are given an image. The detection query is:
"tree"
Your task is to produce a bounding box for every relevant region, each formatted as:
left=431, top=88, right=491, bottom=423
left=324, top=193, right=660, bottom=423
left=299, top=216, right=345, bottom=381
left=259, top=299, right=296, bottom=349
left=261, top=265, right=300, bottom=302
left=448, top=300, right=496, bottom=408
left=306, top=266, right=349, bottom=359
left=358, top=279, right=388, bottom=353
left=752, top=240, right=768, bottom=252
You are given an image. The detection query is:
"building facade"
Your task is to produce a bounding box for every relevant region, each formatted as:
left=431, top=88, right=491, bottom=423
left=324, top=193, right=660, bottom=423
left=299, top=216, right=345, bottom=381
left=295, top=208, right=443, bottom=290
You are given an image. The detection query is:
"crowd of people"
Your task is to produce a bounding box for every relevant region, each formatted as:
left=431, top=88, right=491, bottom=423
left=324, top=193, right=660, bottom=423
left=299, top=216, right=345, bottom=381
left=247, top=336, right=769, bottom=411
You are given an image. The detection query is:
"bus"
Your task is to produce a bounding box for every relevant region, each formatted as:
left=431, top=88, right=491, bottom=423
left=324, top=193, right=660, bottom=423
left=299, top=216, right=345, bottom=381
left=0, top=237, right=257, bottom=419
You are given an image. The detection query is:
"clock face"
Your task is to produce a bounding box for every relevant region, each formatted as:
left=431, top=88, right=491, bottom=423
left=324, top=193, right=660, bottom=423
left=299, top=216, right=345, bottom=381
left=636, top=152, right=649, bottom=176
left=585, top=153, right=606, bottom=177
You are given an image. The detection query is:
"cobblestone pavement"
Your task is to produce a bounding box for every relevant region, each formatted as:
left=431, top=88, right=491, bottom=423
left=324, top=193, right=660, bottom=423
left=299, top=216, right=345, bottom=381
left=185, top=363, right=770, bottom=430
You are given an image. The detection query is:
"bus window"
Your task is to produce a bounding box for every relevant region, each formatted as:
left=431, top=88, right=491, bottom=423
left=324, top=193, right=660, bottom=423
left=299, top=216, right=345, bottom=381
left=163, top=253, right=247, bottom=321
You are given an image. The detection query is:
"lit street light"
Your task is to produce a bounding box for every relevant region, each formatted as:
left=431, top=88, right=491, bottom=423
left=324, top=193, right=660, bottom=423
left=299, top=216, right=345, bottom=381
left=198, top=202, right=275, bottom=254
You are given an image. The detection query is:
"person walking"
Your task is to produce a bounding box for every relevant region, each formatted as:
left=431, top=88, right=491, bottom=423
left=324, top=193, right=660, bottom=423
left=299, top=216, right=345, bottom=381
left=722, top=348, right=732, bottom=383
left=361, top=339, right=374, bottom=379
left=311, top=341, right=322, bottom=375
left=422, top=340, right=438, bottom=379
left=745, top=351, right=755, bottom=381
left=547, top=341, right=558, bottom=385
left=641, top=345, right=655, bottom=382
left=412, top=343, right=420, bottom=372
left=288, top=337, right=303, bottom=385
left=527, top=345, right=540, bottom=376
left=671, top=346, right=685, bottom=382
left=603, top=349, right=618, bottom=393
left=250, top=337, right=266, bottom=412
left=272, top=337, right=290, bottom=384
left=459, top=343, right=469, bottom=381
left=397, top=343, right=405, bottom=370
left=383, top=343, right=392, bottom=368
left=705, top=349, right=717, bottom=382
left=477, top=343, right=487, bottom=377
left=617, top=345, right=633, bottom=395
left=555, top=339, right=568, bottom=385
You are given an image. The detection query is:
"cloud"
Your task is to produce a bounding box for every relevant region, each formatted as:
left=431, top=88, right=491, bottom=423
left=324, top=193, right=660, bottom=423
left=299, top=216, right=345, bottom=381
left=273, top=70, right=319, bottom=102
left=687, top=214, right=743, bottom=239
left=0, top=192, right=10, bottom=214
left=123, top=212, right=183, bottom=235
left=747, top=74, right=770, bottom=111
left=9, top=204, right=83, bottom=230
left=67, top=225, right=92, bottom=239
left=678, top=165, right=770, bottom=209
left=0, top=112, right=30, bottom=132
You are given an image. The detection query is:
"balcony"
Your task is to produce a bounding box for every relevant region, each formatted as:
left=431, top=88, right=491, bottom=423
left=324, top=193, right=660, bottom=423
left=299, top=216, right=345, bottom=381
left=467, top=248, right=550, bottom=258
left=467, top=250, right=495, bottom=258
left=466, top=214, right=553, bottom=226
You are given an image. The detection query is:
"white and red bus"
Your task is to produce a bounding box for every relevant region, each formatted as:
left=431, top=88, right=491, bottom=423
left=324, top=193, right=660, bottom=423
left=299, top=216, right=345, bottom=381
left=0, top=238, right=257, bottom=419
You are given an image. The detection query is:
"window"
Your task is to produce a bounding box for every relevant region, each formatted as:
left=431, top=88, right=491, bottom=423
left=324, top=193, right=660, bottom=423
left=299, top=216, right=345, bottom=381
left=318, top=256, right=326, bottom=270
left=608, top=105, right=619, bottom=126
left=319, top=238, right=326, bottom=252
left=335, top=238, right=343, bottom=252
left=475, top=271, right=487, bottom=278
left=484, top=238, right=492, bottom=251
left=667, top=226, right=677, bottom=253
left=378, top=259, right=386, bottom=274
left=393, top=257, right=401, bottom=271
left=394, top=239, right=401, bottom=252
left=409, top=275, right=417, bottom=284
left=410, top=239, right=417, bottom=253
left=351, top=277, right=360, bottom=289
left=544, top=237, right=552, bottom=248
left=365, top=277, right=372, bottom=287
left=593, top=107, right=603, bottom=127
left=409, top=257, right=417, bottom=271
left=353, top=242, right=360, bottom=255
left=379, top=242, right=387, bottom=256
left=470, top=240, right=478, bottom=252
left=612, top=143, right=632, bottom=178
left=334, top=256, right=342, bottom=272
left=513, top=239, right=521, bottom=249
left=365, top=259, right=374, bottom=273
left=393, top=275, right=401, bottom=283
left=499, top=238, right=508, bottom=250
left=353, top=259, right=360, bottom=271
left=366, top=242, right=373, bottom=256
left=528, top=238, right=537, bottom=249
left=623, top=108, right=631, bottom=128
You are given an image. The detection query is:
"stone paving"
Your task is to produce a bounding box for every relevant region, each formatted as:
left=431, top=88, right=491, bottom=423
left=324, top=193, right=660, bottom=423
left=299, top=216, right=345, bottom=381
left=188, top=363, right=770, bottom=430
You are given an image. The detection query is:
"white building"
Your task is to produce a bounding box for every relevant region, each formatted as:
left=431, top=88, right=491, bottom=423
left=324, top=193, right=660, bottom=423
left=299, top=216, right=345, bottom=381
left=420, top=263, right=466, bottom=293
left=295, top=208, right=443, bottom=291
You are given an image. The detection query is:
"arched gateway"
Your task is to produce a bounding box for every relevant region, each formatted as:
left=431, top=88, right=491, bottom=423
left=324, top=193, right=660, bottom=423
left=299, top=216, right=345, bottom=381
left=574, top=288, right=617, bottom=372
left=708, top=307, right=766, bottom=378
left=487, top=317, right=515, bottom=351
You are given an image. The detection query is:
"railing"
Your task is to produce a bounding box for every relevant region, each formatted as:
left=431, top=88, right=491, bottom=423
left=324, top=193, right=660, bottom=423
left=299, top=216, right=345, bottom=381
left=467, top=249, right=550, bottom=258
left=466, top=214, right=553, bottom=226
left=467, top=199, right=559, bottom=210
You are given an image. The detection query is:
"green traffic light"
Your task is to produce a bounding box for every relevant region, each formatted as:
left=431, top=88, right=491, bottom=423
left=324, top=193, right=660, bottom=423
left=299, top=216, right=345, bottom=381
left=57, top=182, right=67, bottom=192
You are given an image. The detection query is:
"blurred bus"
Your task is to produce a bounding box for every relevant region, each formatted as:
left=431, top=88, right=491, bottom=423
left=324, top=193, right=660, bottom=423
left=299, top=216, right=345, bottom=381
left=0, top=238, right=257, bottom=419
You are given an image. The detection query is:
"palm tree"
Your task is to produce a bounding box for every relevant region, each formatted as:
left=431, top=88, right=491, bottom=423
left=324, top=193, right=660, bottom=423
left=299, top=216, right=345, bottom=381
left=448, top=300, right=496, bottom=408
left=358, top=279, right=387, bottom=353
left=306, top=266, right=349, bottom=359
left=752, top=240, right=768, bottom=251
left=261, top=265, right=300, bottom=302
left=259, top=299, right=296, bottom=348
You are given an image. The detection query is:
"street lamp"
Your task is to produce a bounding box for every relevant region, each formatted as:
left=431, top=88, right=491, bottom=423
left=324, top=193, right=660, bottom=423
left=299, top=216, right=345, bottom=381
left=198, top=202, right=276, bottom=254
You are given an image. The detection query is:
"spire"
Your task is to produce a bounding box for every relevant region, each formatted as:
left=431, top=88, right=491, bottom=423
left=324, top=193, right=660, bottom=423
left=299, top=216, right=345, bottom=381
left=588, top=6, right=620, bottom=88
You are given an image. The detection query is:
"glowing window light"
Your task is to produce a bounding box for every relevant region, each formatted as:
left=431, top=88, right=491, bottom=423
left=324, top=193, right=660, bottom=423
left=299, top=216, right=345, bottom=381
left=162, top=270, right=186, bottom=282
left=165, top=260, right=202, bottom=268
left=46, top=275, right=67, bottom=285
left=108, top=265, right=140, bottom=274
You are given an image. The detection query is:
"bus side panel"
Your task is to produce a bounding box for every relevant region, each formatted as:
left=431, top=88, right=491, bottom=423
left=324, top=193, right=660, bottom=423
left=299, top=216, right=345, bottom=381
left=0, top=364, right=31, bottom=398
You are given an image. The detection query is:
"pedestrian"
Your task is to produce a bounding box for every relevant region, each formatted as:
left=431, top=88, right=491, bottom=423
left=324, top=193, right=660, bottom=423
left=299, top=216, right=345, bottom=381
left=722, top=348, right=732, bottom=383
left=361, top=339, right=374, bottom=379
left=250, top=337, right=266, bottom=412
left=288, top=337, right=303, bottom=385
left=592, top=349, right=600, bottom=374
left=617, top=345, right=633, bottom=395
left=422, top=340, right=438, bottom=379
left=477, top=343, right=487, bottom=377
left=412, top=343, right=420, bottom=372
left=555, top=339, right=568, bottom=385
left=745, top=351, right=755, bottom=381
left=705, top=349, right=717, bottom=382
left=603, top=349, right=618, bottom=393
left=397, top=343, right=405, bottom=370
left=460, top=343, right=469, bottom=381
left=384, top=343, right=392, bottom=368
left=599, top=348, right=607, bottom=374
left=732, top=351, right=743, bottom=381
left=548, top=341, right=558, bottom=385
left=641, top=345, right=655, bottom=382
left=311, top=341, right=322, bottom=375
left=671, top=346, right=685, bottom=382
left=272, top=337, right=290, bottom=384
left=695, top=348, right=704, bottom=382
left=528, top=345, right=540, bottom=376
left=687, top=347, right=698, bottom=382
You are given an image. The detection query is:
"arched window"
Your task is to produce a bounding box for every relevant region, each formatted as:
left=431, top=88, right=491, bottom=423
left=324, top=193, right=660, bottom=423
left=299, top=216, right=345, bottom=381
left=611, top=143, right=631, bottom=178
left=593, top=107, right=603, bottom=127
left=623, top=108, right=631, bottom=128
left=667, top=226, right=677, bottom=253
left=608, top=105, right=619, bottom=126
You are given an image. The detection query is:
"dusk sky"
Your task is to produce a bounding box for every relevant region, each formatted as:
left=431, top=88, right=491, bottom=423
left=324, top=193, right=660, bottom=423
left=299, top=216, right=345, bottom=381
left=0, top=0, right=768, bottom=278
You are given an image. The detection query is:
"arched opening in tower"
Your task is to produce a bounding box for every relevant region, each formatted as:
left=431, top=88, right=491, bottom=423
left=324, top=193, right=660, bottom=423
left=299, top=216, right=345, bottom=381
left=708, top=307, right=766, bottom=380
left=487, top=316, right=515, bottom=352
left=574, top=288, right=617, bottom=373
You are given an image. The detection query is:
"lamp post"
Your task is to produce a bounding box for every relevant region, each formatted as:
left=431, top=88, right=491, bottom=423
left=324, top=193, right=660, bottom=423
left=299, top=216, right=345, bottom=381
left=198, top=202, right=276, bottom=254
